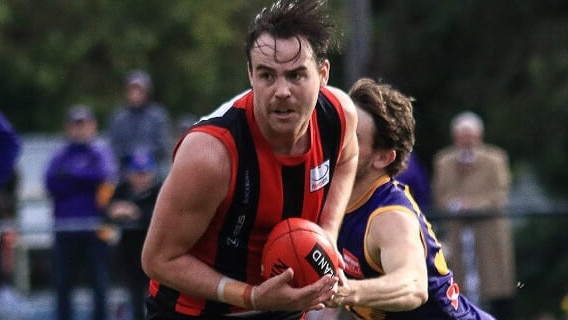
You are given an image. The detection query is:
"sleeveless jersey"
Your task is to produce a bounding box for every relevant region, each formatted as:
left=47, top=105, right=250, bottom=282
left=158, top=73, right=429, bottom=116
left=147, top=88, right=346, bottom=317
left=338, top=175, right=495, bottom=320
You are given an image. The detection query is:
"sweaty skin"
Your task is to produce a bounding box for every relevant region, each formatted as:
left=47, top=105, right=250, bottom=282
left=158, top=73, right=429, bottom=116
left=141, top=32, right=357, bottom=312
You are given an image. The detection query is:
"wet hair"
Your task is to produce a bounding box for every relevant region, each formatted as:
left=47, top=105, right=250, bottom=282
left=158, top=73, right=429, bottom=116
left=349, top=78, right=416, bottom=177
left=245, top=0, right=340, bottom=67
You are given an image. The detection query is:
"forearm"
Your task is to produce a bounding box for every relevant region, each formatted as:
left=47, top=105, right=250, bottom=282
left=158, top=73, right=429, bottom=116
left=345, top=271, right=427, bottom=311
left=142, top=248, right=255, bottom=309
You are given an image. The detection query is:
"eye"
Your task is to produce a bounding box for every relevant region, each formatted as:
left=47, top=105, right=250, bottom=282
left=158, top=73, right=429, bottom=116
left=288, top=71, right=306, bottom=83
left=259, top=72, right=274, bottom=82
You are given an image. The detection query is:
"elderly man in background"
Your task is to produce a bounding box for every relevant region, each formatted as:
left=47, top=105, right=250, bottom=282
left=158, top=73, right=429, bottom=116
left=432, top=111, right=516, bottom=320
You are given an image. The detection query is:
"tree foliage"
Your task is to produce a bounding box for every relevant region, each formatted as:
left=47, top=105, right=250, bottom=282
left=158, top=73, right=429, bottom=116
left=2, top=0, right=567, bottom=195
left=1, top=0, right=568, bottom=317
left=365, top=0, right=568, bottom=199
left=0, top=0, right=266, bottom=131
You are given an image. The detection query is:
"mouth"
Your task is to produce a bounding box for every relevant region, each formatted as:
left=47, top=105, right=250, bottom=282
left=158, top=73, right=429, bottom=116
left=271, top=108, right=296, bottom=120
left=274, top=109, right=293, bottom=115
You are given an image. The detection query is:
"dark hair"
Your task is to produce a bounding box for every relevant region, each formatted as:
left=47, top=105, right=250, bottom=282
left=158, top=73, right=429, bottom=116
left=349, top=78, right=416, bottom=176
left=245, top=0, right=340, bottom=66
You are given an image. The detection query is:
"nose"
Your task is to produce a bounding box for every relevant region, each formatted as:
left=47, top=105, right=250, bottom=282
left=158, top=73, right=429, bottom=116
left=274, top=77, right=292, bottom=99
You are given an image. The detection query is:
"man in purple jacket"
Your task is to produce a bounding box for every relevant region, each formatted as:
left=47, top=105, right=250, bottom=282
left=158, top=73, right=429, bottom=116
left=0, top=112, right=20, bottom=188
left=0, top=112, right=21, bottom=292
left=45, top=105, right=117, bottom=320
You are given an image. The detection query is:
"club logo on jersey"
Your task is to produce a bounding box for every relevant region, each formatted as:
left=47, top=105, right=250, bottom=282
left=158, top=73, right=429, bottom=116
left=342, top=248, right=364, bottom=278
left=446, top=277, right=460, bottom=310
left=310, top=159, right=330, bottom=192
left=226, top=214, right=246, bottom=247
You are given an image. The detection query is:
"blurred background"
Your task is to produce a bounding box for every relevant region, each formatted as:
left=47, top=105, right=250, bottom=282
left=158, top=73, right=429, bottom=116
left=1, top=0, right=568, bottom=319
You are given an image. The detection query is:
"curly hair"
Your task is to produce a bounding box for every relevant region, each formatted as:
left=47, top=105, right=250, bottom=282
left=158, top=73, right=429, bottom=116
left=349, top=78, right=416, bottom=177
left=245, top=0, right=341, bottom=67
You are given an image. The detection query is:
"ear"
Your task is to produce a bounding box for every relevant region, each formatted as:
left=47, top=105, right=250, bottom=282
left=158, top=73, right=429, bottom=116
left=372, top=149, right=397, bottom=170
left=247, top=62, right=254, bottom=86
left=319, top=59, right=330, bottom=88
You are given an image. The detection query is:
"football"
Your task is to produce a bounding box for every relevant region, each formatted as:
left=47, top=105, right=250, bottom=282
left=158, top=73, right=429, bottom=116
left=261, top=217, right=340, bottom=287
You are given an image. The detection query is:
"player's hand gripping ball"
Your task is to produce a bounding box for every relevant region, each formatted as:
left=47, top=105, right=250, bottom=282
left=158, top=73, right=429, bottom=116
left=261, top=217, right=340, bottom=287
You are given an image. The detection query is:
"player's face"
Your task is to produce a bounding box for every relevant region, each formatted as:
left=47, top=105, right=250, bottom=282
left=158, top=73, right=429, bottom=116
left=248, top=33, right=329, bottom=145
left=355, top=108, right=376, bottom=180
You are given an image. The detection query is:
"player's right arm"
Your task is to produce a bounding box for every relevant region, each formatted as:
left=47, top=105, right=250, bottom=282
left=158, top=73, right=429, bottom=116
left=141, top=131, right=231, bottom=297
left=141, top=131, right=338, bottom=312
left=332, top=210, right=428, bottom=312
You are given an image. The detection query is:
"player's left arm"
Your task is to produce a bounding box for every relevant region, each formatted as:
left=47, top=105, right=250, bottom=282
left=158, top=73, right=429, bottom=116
left=339, top=210, right=429, bottom=311
left=318, top=86, right=358, bottom=242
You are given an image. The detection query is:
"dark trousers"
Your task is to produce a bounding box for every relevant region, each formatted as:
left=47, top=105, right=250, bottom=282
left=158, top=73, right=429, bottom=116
left=120, top=231, right=149, bottom=320
left=53, top=231, right=109, bottom=320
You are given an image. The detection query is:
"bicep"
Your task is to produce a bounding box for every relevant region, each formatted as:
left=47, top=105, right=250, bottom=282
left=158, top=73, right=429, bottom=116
left=329, top=86, right=358, bottom=166
left=144, top=133, right=231, bottom=259
left=318, top=87, right=358, bottom=239
left=368, top=211, right=426, bottom=275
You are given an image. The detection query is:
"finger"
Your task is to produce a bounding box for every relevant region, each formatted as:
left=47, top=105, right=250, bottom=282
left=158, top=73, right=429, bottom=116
left=337, top=249, right=345, bottom=270
left=313, top=274, right=338, bottom=293
left=265, top=267, right=294, bottom=288
left=336, top=269, right=348, bottom=287
left=278, top=267, right=294, bottom=284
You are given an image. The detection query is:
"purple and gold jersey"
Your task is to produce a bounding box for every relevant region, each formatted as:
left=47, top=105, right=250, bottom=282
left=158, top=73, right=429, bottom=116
left=338, top=175, right=495, bottom=320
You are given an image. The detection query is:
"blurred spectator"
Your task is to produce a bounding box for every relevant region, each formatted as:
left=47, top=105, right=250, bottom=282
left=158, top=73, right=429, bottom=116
left=45, top=105, right=117, bottom=320
left=0, top=112, right=20, bottom=188
left=108, top=70, right=172, bottom=181
left=432, top=111, right=515, bottom=319
left=107, top=150, right=161, bottom=320
left=396, top=151, right=431, bottom=211
left=0, top=111, right=21, bottom=292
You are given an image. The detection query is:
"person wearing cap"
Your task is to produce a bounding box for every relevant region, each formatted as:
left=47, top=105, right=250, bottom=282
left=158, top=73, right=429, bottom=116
left=108, top=70, right=172, bottom=181
left=432, top=111, right=515, bottom=319
left=107, top=150, right=161, bottom=320
left=44, top=105, right=118, bottom=320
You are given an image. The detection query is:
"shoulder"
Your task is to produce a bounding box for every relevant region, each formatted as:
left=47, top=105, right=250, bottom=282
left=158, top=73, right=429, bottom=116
left=323, top=86, right=357, bottom=128
left=0, top=113, right=15, bottom=133
left=324, top=86, right=356, bottom=112
left=90, top=138, right=113, bottom=153
left=167, top=131, right=231, bottom=202
left=200, top=89, right=251, bottom=121
left=110, top=107, right=130, bottom=123
left=136, top=103, right=170, bottom=124
left=432, top=146, right=454, bottom=164
left=479, top=144, right=508, bottom=162
left=147, top=102, right=169, bottom=116
left=174, top=131, right=231, bottom=172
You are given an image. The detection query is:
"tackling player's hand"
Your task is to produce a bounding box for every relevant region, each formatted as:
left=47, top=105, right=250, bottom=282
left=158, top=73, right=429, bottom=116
left=325, top=270, right=353, bottom=308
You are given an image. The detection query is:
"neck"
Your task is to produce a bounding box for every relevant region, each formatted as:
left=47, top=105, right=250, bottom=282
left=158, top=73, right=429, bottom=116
left=349, top=172, right=387, bottom=207
left=258, top=120, right=311, bottom=156
left=270, top=132, right=310, bottom=156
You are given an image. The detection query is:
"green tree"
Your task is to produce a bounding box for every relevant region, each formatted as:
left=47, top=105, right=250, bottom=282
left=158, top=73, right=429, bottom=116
left=0, top=0, right=266, bottom=131
left=365, top=0, right=568, bottom=198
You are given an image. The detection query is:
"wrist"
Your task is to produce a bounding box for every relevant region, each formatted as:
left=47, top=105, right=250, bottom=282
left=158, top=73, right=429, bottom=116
left=216, top=276, right=257, bottom=310
left=243, top=284, right=256, bottom=309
